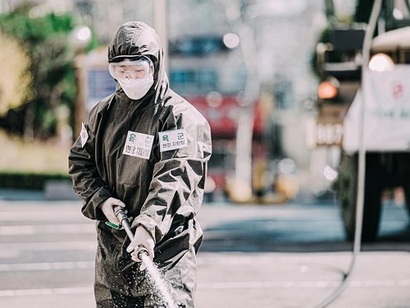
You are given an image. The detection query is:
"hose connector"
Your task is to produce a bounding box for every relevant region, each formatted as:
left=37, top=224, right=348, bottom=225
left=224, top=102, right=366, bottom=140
left=114, top=207, right=128, bottom=223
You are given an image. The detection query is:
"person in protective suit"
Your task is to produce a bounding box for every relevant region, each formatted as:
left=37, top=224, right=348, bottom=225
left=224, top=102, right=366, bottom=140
left=68, top=21, right=212, bottom=308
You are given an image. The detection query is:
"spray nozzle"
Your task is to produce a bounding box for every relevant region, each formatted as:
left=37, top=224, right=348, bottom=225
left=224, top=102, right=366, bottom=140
left=137, top=248, right=149, bottom=260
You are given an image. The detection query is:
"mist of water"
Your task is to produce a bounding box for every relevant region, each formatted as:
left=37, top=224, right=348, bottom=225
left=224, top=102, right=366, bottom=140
left=140, top=254, right=178, bottom=308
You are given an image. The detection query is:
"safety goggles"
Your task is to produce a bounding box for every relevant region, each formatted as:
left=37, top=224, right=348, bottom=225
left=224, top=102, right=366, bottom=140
left=108, top=56, right=154, bottom=80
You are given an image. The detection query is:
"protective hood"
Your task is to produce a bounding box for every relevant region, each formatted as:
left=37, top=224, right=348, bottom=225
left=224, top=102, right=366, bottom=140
left=108, top=21, right=169, bottom=104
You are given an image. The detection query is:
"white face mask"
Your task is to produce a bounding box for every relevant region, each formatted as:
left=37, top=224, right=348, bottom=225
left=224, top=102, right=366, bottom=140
left=117, top=75, right=154, bottom=100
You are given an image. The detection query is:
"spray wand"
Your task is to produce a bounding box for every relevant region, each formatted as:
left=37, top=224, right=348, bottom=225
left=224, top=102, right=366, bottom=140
left=113, top=206, right=149, bottom=260
left=114, top=206, right=177, bottom=308
left=112, top=207, right=178, bottom=308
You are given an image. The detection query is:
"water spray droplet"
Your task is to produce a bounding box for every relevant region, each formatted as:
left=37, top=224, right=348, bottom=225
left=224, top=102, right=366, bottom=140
left=140, top=254, right=178, bottom=308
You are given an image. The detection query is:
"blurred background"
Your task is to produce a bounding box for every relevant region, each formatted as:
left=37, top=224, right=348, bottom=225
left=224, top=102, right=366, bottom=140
left=3, top=0, right=407, bottom=210
left=0, top=0, right=333, bottom=203
left=2, top=2, right=410, bottom=307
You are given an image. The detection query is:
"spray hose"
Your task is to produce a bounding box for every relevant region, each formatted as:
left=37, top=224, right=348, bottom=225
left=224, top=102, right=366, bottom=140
left=312, top=1, right=382, bottom=307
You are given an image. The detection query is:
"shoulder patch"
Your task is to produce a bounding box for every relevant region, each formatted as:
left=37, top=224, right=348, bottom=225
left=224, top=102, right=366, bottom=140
left=80, top=122, right=89, bottom=148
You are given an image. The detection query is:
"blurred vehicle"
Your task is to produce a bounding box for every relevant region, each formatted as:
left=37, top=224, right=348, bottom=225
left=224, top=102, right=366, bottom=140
left=312, top=0, right=410, bottom=241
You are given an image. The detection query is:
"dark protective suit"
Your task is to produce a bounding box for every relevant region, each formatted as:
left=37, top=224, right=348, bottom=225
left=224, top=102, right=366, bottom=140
left=68, top=21, right=212, bottom=308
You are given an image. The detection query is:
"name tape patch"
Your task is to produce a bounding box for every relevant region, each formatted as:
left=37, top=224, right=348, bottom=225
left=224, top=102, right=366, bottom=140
left=123, top=131, right=154, bottom=159
left=80, top=122, right=89, bottom=148
left=159, top=129, right=187, bottom=152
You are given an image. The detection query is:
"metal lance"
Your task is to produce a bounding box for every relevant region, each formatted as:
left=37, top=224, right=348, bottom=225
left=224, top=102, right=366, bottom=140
left=114, top=207, right=149, bottom=260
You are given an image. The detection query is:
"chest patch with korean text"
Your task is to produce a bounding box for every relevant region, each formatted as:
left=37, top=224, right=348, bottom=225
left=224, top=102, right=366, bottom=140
left=123, top=131, right=154, bottom=159
left=159, top=129, right=187, bottom=152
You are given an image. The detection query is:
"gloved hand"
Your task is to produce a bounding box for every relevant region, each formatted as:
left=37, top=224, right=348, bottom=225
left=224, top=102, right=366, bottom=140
left=126, top=226, right=155, bottom=270
left=100, top=197, right=126, bottom=227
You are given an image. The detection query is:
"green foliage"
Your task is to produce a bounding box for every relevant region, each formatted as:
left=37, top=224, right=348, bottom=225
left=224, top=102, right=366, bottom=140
left=0, top=4, right=98, bottom=139
left=0, top=32, right=33, bottom=115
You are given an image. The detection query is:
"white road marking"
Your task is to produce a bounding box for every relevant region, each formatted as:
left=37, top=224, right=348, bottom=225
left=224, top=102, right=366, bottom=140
left=0, top=211, right=87, bottom=222
left=198, top=279, right=410, bottom=289
left=0, top=261, right=94, bottom=272
left=0, top=241, right=96, bottom=251
left=1, top=279, right=409, bottom=297
left=0, top=287, right=93, bottom=297
left=0, top=224, right=95, bottom=235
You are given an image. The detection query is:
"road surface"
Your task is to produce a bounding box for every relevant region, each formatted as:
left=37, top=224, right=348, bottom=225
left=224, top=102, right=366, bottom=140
left=0, top=197, right=409, bottom=307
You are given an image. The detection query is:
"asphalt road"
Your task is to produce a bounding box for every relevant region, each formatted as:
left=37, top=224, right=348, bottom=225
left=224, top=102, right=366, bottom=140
left=0, top=196, right=409, bottom=308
